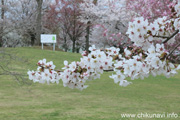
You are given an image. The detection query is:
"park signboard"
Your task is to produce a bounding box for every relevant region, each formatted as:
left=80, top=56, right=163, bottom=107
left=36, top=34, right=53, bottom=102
left=41, top=34, right=56, bottom=51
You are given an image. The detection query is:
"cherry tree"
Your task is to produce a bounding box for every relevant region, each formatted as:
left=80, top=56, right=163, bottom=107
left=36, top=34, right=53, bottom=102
left=0, top=0, right=4, bottom=47
left=0, top=0, right=18, bottom=46
left=79, top=0, right=130, bottom=49
left=80, top=0, right=128, bottom=23
left=0, top=0, right=52, bottom=47
left=90, top=24, right=129, bottom=49
left=126, top=0, right=174, bottom=20
left=28, top=0, right=180, bottom=90
left=13, top=0, right=37, bottom=46
left=44, top=0, right=86, bottom=52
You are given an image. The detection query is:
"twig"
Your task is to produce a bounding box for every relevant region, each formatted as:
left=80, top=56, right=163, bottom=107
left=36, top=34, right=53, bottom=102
left=167, top=42, right=180, bottom=58
left=162, top=30, right=179, bottom=44
left=0, top=65, right=21, bottom=84
left=153, top=35, right=169, bottom=39
left=104, top=69, right=114, bottom=72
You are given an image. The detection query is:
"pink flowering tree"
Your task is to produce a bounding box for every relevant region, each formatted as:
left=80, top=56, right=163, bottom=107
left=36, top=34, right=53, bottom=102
left=27, top=0, right=180, bottom=90
left=126, top=0, right=175, bottom=20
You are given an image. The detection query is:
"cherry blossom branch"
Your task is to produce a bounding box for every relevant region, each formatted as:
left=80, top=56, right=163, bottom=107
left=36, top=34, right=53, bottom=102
left=104, top=69, right=114, bottom=72
left=162, top=30, right=179, bottom=44
left=153, top=35, right=169, bottom=39
left=28, top=44, right=180, bottom=90
left=38, top=65, right=62, bottom=72
left=167, top=42, right=180, bottom=58
left=39, top=64, right=112, bottom=73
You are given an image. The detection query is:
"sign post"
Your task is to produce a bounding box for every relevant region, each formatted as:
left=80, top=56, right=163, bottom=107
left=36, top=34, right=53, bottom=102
left=41, top=34, right=57, bottom=51
left=52, top=36, right=56, bottom=51
left=42, top=43, right=44, bottom=49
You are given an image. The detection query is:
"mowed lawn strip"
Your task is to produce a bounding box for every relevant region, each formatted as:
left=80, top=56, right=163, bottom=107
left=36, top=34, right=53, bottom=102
left=0, top=47, right=179, bottom=120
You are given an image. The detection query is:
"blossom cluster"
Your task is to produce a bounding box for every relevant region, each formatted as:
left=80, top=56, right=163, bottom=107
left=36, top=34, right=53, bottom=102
left=27, top=59, right=60, bottom=84
left=60, top=45, right=122, bottom=90
left=28, top=46, right=120, bottom=90
left=175, top=0, right=180, bottom=16
left=126, top=16, right=178, bottom=50
left=110, top=44, right=180, bottom=86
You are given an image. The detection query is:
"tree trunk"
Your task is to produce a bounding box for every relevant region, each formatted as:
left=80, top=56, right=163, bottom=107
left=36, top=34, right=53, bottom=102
left=85, top=21, right=90, bottom=52
left=76, top=48, right=79, bottom=53
left=63, top=36, right=68, bottom=52
left=0, top=0, right=4, bottom=47
left=30, top=32, right=35, bottom=46
left=35, top=0, right=43, bottom=46
left=72, top=38, right=76, bottom=53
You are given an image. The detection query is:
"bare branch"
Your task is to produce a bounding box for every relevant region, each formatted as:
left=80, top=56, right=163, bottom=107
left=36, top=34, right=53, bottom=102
left=0, top=64, right=22, bottom=84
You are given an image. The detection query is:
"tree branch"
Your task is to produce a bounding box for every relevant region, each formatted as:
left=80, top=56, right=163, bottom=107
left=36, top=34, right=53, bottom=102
left=167, top=42, right=180, bottom=58
left=162, top=30, right=179, bottom=44
left=103, top=69, right=114, bottom=72
left=153, top=35, right=169, bottom=39
left=0, top=65, right=21, bottom=84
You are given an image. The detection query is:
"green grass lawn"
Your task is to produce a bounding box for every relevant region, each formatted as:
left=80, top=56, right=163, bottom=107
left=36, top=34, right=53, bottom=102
left=0, top=47, right=180, bottom=120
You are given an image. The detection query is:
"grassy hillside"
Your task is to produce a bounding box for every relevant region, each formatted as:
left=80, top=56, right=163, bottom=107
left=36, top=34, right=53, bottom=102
left=0, top=47, right=179, bottom=120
